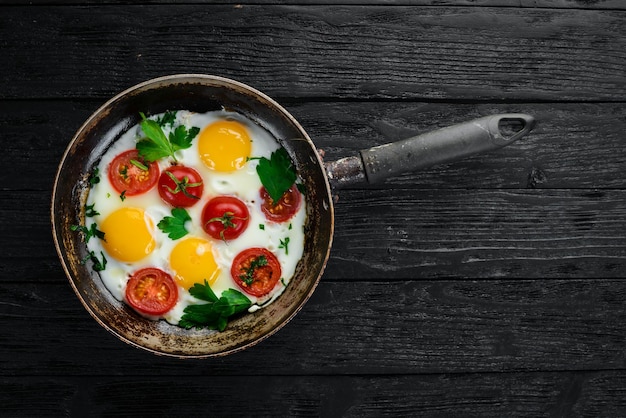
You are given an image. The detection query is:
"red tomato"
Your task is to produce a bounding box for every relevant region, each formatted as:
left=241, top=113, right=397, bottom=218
left=201, top=196, right=250, bottom=241
left=231, top=248, right=282, bottom=297
left=260, top=185, right=302, bottom=223
left=108, top=149, right=159, bottom=196
left=158, top=166, right=204, bottom=207
left=125, top=268, right=178, bottom=316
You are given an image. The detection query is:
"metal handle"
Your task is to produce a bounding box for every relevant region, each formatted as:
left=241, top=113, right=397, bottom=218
left=325, top=113, right=536, bottom=189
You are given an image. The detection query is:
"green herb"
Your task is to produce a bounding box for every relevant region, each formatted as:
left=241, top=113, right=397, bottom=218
left=259, top=224, right=265, bottom=230
left=71, top=223, right=105, bottom=242
left=88, top=167, right=100, bottom=186
left=136, top=112, right=198, bottom=162
left=157, top=207, right=191, bottom=240
left=81, top=250, right=107, bottom=272
left=240, top=255, right=268, bottom=286
left=163, top=171, right=202, bottom=200
left=119, top=190, right=126, bottom=201
left=255, top=148, right=298, bottom=203
left=119, top=165, right=128, bottom=180
left=170, top=125, right=200, bottom=153
left=156, top=110, right=177, bottom=127
left=85, top=203, right=99, bottom=217
left=279, top=237, right=290, bottom=255
left=130, top=159, right=149, bottom=171
left=178, top=280, right=251, bottom=331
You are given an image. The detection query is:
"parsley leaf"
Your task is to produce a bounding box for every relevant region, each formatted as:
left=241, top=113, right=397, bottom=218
left=156, top=110, right=177, bottom=127
left=157, top=207, right=191, bottom=240
left=85, top=203, right=99, bottom=217
left=279, top=237, right=290, bottom=255
left=71, top=223, right=105, bottom=242
left=88, top=167, right=100, bottom=186
left=179, top=281, right=251, bottom=331
left=169, top=125, right=200, bottom=153
left=136, top=112, right=198, bottom=163
left=81, top=250, right=107, bottom=272
left=188, top=279, right=219, bottom=303
left=255, top=148, right=298, bottom=203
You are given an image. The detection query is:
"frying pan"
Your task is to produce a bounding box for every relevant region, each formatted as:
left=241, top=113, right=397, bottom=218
left=51, top=74, right=535, bottom=357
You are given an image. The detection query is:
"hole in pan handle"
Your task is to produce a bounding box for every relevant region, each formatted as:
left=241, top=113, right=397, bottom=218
left=325, top=113, right=536, bottom=189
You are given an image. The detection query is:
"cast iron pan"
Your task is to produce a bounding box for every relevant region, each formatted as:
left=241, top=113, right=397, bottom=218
left=51, top=74, right=535, bottom=357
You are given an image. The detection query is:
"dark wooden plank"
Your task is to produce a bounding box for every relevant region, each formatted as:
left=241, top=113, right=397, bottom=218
left=7, top=187, right=624, bottom=280
left=2, top=0, right=624, bottom=9
left=1, top=280, right=625, bottom=375
left=330, top=188, right=626, bottom=279
left=3, top=101, right=626, bottom=192
left=294, top=102, right=626, bottom=190
left=1, top=6, right=624, bottom=101
left=2, top=371, right=626, bottom=417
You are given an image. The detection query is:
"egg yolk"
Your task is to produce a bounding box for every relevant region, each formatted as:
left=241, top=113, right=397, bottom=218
left=170, top=237, right=220, bottom=289
left=198, top=120, right=251, bottom=172
left=100, top=207, right=155, bottom=262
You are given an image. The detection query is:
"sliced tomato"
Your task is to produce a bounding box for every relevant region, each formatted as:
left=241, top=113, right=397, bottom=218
left=231, top=248, right=282, bottom=297
left=108, top=149, right=159, bottom=196
left=158, top=166, right=204, bottom=207
left=260, top=185, right=302, bottom=223
left=202, top=196, right=250, bottom=241
left=125, top=268, right=178, bottom=316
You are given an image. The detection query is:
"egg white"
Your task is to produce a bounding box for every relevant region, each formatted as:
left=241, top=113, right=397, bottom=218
left=85, top=110, right=306, bottom=325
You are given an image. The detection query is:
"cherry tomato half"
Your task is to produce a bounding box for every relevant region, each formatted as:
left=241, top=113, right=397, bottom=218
left=231, top=248, right=282, bottom=297
left=125, top=267, right=178, bottom=316
left=108, top=149, right=159, bottom=196
left=158, top=166, right=204, bottom=207
left=260, top=185, right=302, bottom=223
left=201, top=196, right=250, bottom=241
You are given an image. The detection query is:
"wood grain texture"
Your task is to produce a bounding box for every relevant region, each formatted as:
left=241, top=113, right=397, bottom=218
left=2, top=2, right=625, bottom=416
left=1, top=5, right=624, bottom=101
left=2, top=0, right=624, bottom=9
left=2, top=371, right=626, bottom=416
left=3, top=101, right=625, bottom=191
left=4, top=187, right=626, bottom=280
left=1, top=280, right=625, bottom=375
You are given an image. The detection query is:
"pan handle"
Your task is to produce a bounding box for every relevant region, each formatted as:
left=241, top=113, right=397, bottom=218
left=325, top=113, right=536, bottom=189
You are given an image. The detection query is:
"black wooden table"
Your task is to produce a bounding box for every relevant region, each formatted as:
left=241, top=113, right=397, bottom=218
left=2, top=1, right=626, bottom=416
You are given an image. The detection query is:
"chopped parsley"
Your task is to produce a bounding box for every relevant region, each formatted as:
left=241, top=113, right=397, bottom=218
left=240, top=255, right=268, bottom=286
left=81, top=250, right=107, bottom=272
left=70, top=223, right=105, bottom=243
left=156, top=110, right=177, bottom=127
left=85, top=203, right=99, bottom=217
left=88, top=167, right=100, bottom=186
left=279, top=237, right=290, bottom=255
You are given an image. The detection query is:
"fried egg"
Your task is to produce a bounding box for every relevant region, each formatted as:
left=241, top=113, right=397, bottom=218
left=84, top=110, right=306, bottom=325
